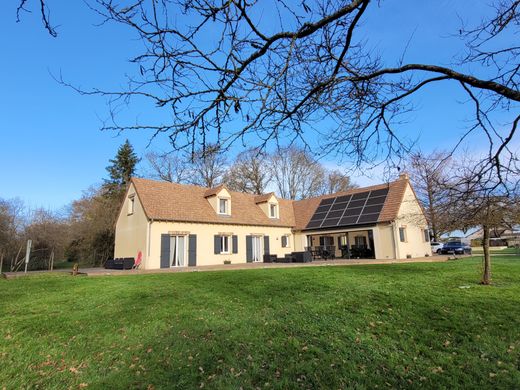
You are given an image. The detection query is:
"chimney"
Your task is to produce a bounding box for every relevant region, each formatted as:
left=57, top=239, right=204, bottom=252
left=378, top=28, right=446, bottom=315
left=399, top=172, right=409, bottom=180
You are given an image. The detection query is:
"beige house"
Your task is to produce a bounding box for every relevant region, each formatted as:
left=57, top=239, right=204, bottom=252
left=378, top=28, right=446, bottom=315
left=114, top=174, right=431, bottom=269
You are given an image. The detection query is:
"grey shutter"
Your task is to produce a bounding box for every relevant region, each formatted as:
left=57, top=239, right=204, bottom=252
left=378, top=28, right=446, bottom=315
left=246, top=235, right=253, bottom=262
left=160, top=234, right=170, bottom=269
left=214, top=235, right=221, bottom=254
left=232, top=235, right=238, bottom=254
left=281, top=235, right=287, bottom=248
left=188, top=234, right=197, bottom=266
left=264, top=235, right=270, bottom=255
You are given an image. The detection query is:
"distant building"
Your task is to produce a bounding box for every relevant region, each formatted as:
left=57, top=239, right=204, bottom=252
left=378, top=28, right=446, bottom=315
left=466, top=227, right=520, bottom=247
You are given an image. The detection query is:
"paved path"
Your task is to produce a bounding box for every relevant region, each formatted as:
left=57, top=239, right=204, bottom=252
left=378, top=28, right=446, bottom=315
left=2, top=256, right=452, bottom=279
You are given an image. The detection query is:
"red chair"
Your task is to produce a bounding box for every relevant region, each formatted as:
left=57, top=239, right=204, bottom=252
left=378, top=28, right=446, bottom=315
left=134, top=251, right=142, bottom=269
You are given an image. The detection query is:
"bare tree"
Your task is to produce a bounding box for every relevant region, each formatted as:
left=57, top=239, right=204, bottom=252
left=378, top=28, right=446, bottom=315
left=407, top=151, right=452, bottom=241
left=441, top=157, right=520, bottom=285
left=145, top=151, right=191, bottom=183
left=223, top=148, right=271, bottom=194
left=269, top=147, right=325, bottom=200
left=24, top=208, right=70, bottom=270
left=18, top=1, right=520, bottom=188
left=322, top=169, right=357, bottom=195
left=190, top=145, right=228, bottom=188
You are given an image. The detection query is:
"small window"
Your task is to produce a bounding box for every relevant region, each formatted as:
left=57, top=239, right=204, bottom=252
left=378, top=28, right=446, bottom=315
left=128, top=195, right=135, bottom=215
left=270, top=203, right=278, bottom=218
left=281, top=235, right=290, bottom=248
left=220, top=235, right=230, bottom=253
left=399, top=227, right=407, bottom=243
left=219, top=198, right=229, bottom=214
left=423, top=229, right=430, bottom=242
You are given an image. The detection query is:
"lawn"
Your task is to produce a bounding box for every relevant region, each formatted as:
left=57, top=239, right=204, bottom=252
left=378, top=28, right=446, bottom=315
left=1, top=257, right=519, bottom=389
left=472, top=247, right=520, bottom=255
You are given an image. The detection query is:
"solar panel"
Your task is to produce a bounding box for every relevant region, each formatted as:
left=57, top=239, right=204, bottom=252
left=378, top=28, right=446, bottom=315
left=304, top=187, right=389, bottom=230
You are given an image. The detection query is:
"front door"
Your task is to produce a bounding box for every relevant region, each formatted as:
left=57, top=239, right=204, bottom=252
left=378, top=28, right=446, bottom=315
left=170, top=235, right=186, bottom=267
left=252, top=236, right=263, bottom=262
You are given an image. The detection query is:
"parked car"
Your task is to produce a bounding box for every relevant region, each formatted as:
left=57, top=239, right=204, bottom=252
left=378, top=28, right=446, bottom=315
left=440, top=241, right=472, bottom=255
left=431, top=242, right=444, bottom=254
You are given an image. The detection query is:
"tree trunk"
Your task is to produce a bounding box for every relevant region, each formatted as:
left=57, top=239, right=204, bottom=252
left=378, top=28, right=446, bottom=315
left=426, top=180, right=438, bottom=241
left=481, top=225, right=491, bottom=285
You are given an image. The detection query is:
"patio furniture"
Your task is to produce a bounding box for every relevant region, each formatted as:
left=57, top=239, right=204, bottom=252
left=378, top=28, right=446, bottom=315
left=291, top=251, right=312, bottom=263
left=105, top=257, right=135, bottom=270
left=263, top=254, right=277, bottom=263
left=133, top=251, right=142, bottom=269
left=309, top=247, right=322, bottom=260
left=340, top=245, right=350, bottom=259
left=321, top=246, right=336, bottom=260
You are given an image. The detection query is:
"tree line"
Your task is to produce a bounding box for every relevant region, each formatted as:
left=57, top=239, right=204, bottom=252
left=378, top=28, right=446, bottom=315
left=146, top=145, right=357, bottom=199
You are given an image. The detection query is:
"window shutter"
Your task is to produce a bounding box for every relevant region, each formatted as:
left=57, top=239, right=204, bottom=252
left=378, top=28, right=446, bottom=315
left=232, top=235, right=238, bottom=254
left=264, top=236, right=270, bottom=255
left=188, top=234, right=197, bottom=266
left=214, top=235, right=221, bottom=254
left=160, top=234, right=170, bottom=269
left=246, top=235, right=253, bottom=262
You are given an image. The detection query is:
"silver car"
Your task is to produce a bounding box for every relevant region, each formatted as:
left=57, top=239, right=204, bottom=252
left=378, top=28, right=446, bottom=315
left=431, top=242, right=444, bottom=254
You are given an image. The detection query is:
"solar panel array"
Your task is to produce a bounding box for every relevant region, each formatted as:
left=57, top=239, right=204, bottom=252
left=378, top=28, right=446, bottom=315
left=305, top=188, right=389, bottom=230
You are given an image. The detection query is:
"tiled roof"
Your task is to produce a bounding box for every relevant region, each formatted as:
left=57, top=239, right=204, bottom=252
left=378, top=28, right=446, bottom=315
left=203, top=184, right=228, bottom=198
left=254, top=192, right=275, bottom=204
left=131, top=178, right=295, bottom=227
left=130, top=176, right=410, bottom=230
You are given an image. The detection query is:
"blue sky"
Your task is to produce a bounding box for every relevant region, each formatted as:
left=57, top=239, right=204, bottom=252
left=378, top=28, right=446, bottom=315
left=0, top=1, right=513, bottom=210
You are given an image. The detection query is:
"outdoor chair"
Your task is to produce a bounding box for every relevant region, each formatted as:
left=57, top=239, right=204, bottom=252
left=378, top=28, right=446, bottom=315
left=133, top=251, right=142, bottom=269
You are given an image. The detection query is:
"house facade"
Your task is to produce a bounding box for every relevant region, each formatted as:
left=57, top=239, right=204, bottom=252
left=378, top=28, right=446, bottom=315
left=114, top=174, right=431, bottom=269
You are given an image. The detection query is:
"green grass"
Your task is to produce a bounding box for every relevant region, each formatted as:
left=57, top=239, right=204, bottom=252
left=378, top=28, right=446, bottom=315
left=1, top=257, right=519, bottom=389
left=472, top=247, right=520, bottom=255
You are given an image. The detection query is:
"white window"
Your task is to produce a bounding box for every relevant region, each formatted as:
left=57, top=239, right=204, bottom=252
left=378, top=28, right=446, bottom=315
left=220, top=235, right=230, bottom=253
left=128, top=195, right=135, bottom=215
left=399, top=227, right=407, bottom=243
left=219, top=198, right=229, bottom=214
left=281, top=235, right=290, bottom=248
left=169, top=235, right=186, bottom=267
left=269, top=203, right=278, bottom=218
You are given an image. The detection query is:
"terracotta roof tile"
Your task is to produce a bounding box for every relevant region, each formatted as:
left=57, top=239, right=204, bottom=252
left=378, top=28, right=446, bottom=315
left=203, top=184, right=227, bottom=198
left=132, top=178, right=294, bottom=227
left=131, top=176, right=411, bottom=230
left=254, top=192, right=275, bottom=204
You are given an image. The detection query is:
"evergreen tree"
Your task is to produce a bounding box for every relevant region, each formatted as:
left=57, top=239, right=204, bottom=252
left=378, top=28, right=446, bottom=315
left=104, top=140, right=140, bottom=197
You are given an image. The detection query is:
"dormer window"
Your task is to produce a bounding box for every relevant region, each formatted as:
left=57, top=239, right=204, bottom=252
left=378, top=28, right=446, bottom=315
left=269, top=203, right=278, bottom=218
left=219, top=198, right=229, bottom=215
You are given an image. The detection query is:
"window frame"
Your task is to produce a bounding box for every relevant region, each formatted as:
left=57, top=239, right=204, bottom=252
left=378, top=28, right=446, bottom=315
left=269, top=203, right=278, bottom=219
left=218, top=197, right=230, bottom=215
left=423, top=229, right=430, bottom=242
left=127, top=195, right=135, bottom=215
left=399, top=227, right=407, bottom=243
left=281, top=234, right=290, bottom=248
left=220, top=235, right=230, bottom=254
